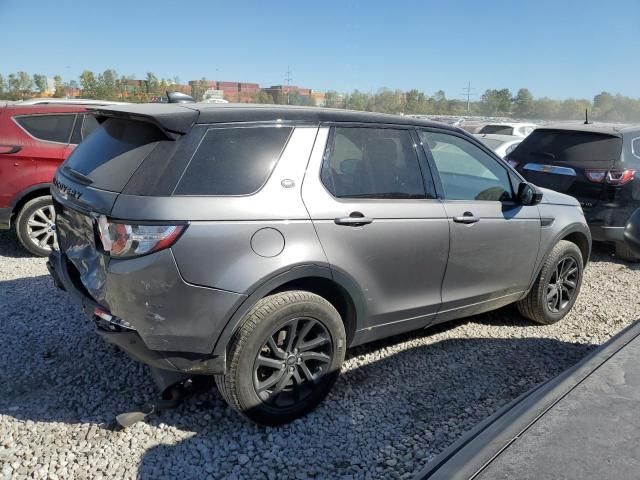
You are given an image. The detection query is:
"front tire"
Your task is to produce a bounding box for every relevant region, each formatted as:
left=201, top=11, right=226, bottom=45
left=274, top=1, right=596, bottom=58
left=15, top=195, right=57, bottom=257
left=215, top=291, right=346, bottom=426
left=517, top=240, right=584, bottom=325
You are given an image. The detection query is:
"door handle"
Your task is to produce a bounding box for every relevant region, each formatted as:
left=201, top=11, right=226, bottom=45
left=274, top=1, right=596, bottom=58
left=335, top=212, right=373, bottom=227
left=0, top=145, right=22, bottom=154
left=453, top=212, right=480, bottom=224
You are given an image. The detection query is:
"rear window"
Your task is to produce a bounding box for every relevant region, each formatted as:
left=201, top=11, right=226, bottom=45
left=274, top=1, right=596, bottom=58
left=174, top=126, right=292, bottom=196
left=15, top=114, right=75, bottom=143
left=478, top=125, right=514, bottom=135
left=63, top=118, right=166, bottom=191
left=511, top=129, right=622, bottom=163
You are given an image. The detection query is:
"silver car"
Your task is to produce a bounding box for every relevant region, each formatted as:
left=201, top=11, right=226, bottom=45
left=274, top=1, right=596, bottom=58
left=47, top=104, right=591, bottom=425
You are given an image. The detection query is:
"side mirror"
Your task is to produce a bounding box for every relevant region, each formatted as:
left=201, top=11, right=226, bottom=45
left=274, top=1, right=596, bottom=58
left=518, top=182, right=543, bottom=206
left=624, top=209, right=640, bottom=257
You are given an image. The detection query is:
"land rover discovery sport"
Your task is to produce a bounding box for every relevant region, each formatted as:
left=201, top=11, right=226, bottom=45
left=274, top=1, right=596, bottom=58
left=48, top=103, right=591, bottom=425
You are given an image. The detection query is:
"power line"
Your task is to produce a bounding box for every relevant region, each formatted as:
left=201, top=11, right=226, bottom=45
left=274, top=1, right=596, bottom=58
left=460, top=80, right=477, bottom=112
left=285, top=66, right=292, bottom=105
left=285, top=66, right=292, bottom=86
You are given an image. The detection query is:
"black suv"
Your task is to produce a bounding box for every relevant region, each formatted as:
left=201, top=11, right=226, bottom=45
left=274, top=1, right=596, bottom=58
left=507, top=123, right=640, bottom=260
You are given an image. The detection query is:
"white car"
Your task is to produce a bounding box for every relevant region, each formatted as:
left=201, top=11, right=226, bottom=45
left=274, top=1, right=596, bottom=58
left=474, top=133, right=522, bottom=158
left=477, top=122, right=537, bottom=137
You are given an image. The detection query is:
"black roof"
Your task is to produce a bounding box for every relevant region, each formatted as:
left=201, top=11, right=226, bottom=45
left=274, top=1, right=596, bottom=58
left=537, top=121, right=640, bottom=137
left=90, top=103, right=458, bottom=135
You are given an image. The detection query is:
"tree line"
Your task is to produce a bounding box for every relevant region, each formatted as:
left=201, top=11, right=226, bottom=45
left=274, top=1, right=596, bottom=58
left=2, top=69, right=640, bottom=122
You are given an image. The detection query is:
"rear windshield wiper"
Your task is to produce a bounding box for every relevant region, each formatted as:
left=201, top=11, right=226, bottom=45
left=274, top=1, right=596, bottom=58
left=62, top=166, right=93, bottom=185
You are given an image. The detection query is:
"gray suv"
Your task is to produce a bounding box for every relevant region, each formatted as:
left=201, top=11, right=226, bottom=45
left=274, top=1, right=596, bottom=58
left=47, top=104, right=591, bottom=425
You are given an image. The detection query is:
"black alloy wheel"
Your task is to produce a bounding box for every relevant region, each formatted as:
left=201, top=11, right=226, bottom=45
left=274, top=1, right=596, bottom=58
left=253, top=317, right=333, bottom=408
left=545, top=256, right=579, bottom=313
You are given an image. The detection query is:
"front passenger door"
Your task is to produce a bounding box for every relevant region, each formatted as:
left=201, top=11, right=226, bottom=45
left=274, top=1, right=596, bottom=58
left=418, top=130, right=541, bottom=322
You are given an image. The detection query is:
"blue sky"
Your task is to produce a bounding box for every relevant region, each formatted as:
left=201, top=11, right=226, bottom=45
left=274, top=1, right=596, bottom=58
left=1, top=0, right=639, bottom=100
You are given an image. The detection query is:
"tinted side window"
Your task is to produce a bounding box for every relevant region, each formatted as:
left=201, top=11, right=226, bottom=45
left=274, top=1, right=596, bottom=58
left=81, top=114, right=100, bottom=139
left=321, top=127, right=427, bottom=199
left=174, top=126, right=293, bottom=196
left=15, top=114, right=75, bottom=143
left=420, top=131, right=513, bottom=201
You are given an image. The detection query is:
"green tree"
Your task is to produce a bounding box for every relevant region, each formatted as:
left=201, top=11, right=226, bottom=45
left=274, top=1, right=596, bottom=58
left=252, top=90, right=273, bottom=104
left=481, top=88, right=512, bottom=115
left=79, top=70, right=98, bottom=98
left=52, top=75, right=65, bottom=97
left=324, top=90, right=344, bottom=108
left=99, top=69, right=118, bottom=99
left=530, top=97, right=560, bottom=119
left=0, top=74, right=5, bottom=98
left=8, top=72, right=33, bottom=99
left=33, top=74, right=48, bottom=94
left=512, top=88, right=533, bottom=118
left=345, top=90, right=370, bottom=111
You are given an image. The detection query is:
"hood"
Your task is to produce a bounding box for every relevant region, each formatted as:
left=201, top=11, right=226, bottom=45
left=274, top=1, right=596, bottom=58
left=537, top=186, right=580, bottom=207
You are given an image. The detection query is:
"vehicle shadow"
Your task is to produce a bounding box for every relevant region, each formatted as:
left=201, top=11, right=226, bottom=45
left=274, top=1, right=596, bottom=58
left=0, top=229, right=33, bottom=258
left=0, top=273, right=597, bottom=479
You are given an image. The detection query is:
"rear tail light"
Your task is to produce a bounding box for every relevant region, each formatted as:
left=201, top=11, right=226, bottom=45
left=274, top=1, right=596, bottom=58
left=584, top=169, right=607, bottom=183
left=97, top=215, right=186, bottom=258
left=584, top=169, right=635, bottom=185
left=606, top=169, right=635, bottom=185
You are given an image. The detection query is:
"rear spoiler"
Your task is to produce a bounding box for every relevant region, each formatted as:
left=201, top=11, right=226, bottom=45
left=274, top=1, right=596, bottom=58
left=89, top=104, right=199, bottom=140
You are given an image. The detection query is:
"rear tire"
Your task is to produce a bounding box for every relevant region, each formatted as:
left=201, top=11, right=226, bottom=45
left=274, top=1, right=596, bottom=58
left=517, top=240, right=583, bottom=325
left=15, top=195, right=57, bottom=257
left=615, top=242, right=639, bottom=262
left=215, top=291, right=346, bottom=426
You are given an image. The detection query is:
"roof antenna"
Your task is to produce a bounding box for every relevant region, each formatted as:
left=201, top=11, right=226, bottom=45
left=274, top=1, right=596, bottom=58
left=584, top=108, right=590, bottom=125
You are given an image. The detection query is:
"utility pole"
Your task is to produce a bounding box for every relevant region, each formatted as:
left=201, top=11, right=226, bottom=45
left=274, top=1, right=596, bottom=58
left=285, top=66, right=292, bottom=105
left=460, top=80, right=477, bottom=113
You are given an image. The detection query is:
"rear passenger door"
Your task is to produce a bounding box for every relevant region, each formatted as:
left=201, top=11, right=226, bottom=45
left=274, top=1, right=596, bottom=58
left=302, top=125, right=449, bottom=338
left=418, top=129, right=541, bottom=321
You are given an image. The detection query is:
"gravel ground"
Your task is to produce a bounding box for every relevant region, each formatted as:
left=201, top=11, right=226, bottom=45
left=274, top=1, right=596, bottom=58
left=1, top=230, right=639, bottom=480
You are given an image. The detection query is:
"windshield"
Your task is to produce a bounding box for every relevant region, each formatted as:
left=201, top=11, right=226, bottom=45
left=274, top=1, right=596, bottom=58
left=63, top=118, right=166, bottom=191
left=478, top=137, right=505, bottom=149
left=479, top=125, right=514, bottom=135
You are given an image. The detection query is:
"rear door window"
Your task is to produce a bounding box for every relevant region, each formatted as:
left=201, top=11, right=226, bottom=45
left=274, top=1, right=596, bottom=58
left=174, top=126, right=293, bottom=196
left=15, top=114, right=76, bottom=143
left=63, top=117, right=166, bottom=191
left=81, top=114, right=100, bottom=139
left=321, top=127, right=428, bottom=199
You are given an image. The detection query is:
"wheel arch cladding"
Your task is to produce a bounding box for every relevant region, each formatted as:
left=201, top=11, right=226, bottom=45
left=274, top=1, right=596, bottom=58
left=563, top=231, right=590, bottom=266
left=211, top=265, right=364, bottom=357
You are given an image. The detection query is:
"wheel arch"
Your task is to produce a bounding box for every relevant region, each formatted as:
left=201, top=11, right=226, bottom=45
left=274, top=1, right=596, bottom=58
left=211, top=264, right=366, bottom=359
left=10, top=183, right=52, bottom=219
left=527, top=223, right=592, bottom=293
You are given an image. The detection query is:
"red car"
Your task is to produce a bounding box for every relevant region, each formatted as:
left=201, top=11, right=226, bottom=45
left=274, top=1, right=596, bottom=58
left=0, top=101, right=102, bottom=255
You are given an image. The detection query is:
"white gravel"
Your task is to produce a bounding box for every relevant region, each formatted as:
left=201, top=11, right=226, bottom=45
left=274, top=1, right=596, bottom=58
left=1, top=230, right=639, bottom=480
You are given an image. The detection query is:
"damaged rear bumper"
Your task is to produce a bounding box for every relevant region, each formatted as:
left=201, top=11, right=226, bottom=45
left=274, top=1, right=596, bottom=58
left=47, top=249, right=230, bottom=375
